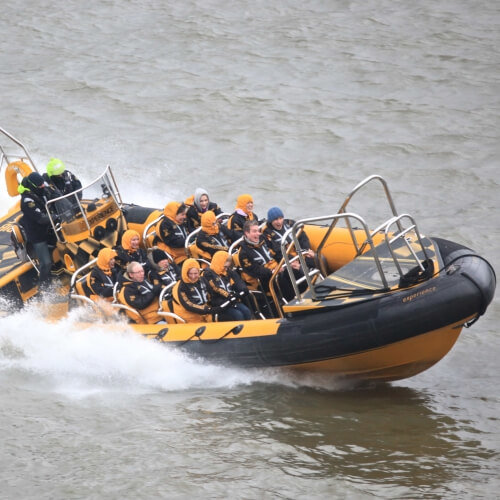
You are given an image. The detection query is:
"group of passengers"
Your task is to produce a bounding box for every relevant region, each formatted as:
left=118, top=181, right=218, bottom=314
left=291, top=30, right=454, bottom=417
left=100, top=188, right=314, bottom=322
left=19, top=160, right=315, bottom=323
left=86, top=189, right=315, bottom=324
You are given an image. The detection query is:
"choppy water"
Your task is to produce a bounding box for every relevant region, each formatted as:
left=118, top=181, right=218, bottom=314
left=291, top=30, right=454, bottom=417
left=1, top=1, right=499, bottom=498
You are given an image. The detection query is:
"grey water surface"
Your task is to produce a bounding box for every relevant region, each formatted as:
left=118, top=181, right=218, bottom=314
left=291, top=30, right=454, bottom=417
left=1, top=1, right=499, bottom=498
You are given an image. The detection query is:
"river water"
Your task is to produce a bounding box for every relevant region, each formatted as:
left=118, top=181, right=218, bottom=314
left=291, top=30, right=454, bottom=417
left=1, top=1, right=499, bottom=498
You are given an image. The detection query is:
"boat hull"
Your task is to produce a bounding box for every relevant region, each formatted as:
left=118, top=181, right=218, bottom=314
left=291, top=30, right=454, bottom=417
left=128, top=237, right=495, bottom=382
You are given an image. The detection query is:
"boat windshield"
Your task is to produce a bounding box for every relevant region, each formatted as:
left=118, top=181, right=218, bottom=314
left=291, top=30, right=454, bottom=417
left=46, top=166, right=124, bottom=243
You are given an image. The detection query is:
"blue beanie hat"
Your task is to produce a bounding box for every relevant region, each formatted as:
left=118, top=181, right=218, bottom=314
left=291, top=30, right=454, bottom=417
left=267, top=206, right=284, bottom=223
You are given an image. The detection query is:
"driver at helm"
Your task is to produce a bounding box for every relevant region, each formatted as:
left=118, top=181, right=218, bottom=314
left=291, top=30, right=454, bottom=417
left=44, top=157, right=82, bottom=197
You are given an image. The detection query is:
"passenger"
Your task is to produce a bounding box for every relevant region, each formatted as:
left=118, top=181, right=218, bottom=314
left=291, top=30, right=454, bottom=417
left=171, top=258, right=219, bottom=323
left=86, top=248, right=119, bottom=301
left=114, top=229, right=149, bottom=272
left=186, top=187, right=223, bottom=232
left=18, top=172, right=59, bottom=289
left=147, top=248, right=181, bottom=289
left=117, top=261, right=163, bottom=324
left=239, top=220, right=305, bottom=303
left=226, top=194, right=259, bottom=243
left=195, top=210, right=231, bottom=260
left=203, top=251, right=252, bottom=322
left=154, top=201, right=189, bottom=265
left=44, top=158, right=82, bottom=197
left=263, top=206, right=316, bottom=268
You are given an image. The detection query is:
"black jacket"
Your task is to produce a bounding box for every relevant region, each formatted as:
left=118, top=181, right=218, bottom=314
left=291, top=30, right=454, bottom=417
left=186, top=202, right=222, bottom=232
left=174, top=279, right=211, bottom=315
left=154, top=217, right=188, bottom=250
left=262, top=219, right=311, bottom=251
left=226, top=211, right=258, bottom=243
left=44, top=170, right=82, bottom=197
left=148, top=263, right=181, bottom=289
left=119, top=276, right=161, bottom=310
left=202, top=268, right=248, bottom=307
left=195, top=228, right=230, bottom=258
left=87, top=267, right=119, bottom=298
left=20, top=189, right=52, bottom=243
left=238, top=236, right=279, bottom=284
left=114, top=246, right=150, bottom=272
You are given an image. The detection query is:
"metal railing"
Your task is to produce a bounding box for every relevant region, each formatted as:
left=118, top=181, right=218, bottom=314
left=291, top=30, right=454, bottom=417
left=46, top=165, right=124, bottom=243
left=280, top=175, right=429, bottom=302
left=0, top=126, right=38, bottom=173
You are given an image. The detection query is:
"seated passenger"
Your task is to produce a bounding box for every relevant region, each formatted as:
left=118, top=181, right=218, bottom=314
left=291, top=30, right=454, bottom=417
left=203, top=251, right=252, bottom=322
left=226, top=194, right=259, bottom=243
left=147, top=248, right=181, bottom=289
left=239, top=220, right=305, bottom=303
left=117, top=261, right=163, bottom=324
left=114, top=229, right=149, bottom=272
left=44, top=158, right=82, bottom=197
left=195, top=210, right=231, bottom=260
left=154, top=201, right=189, bottom=265
left=186, top=188, right=223, bottom=232
left=263, top=206, right=316, bottom=268
left=171, top=258, right=219, bottom=323
left=86, top=248, right=119, bottom=301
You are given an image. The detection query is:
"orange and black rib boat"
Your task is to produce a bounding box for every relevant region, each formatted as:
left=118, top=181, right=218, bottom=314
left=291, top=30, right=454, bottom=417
left=0, top=126, right=495, bottom=382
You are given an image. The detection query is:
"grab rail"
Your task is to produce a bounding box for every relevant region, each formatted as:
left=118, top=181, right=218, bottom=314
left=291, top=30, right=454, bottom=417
left=0, top=126, right=38, bottom=173
left=282, top=213, right=389, bottom=301
left=46, top=165, right=124, bottom=243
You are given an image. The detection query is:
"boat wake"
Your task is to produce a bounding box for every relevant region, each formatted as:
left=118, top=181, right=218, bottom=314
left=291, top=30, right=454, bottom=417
left=0, top=301, right=354, bottom=397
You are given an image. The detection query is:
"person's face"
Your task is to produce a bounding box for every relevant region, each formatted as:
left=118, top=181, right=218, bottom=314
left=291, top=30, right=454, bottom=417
left=109, top=257, right=116, bottom=269
left=130, top=236, right=140, bottom=249
left=130, top=266, right=144, bottom=282
left=271, top=216, right=284, bottom=230
left=223, top=257, right=232, bottom=271
left=158, top=258, right=169, bottom=270
left=176, top=210, right=187, bottom=224
left=187, top=268, right=200, bottom=282
left=246, top=225, right=260, bottom=244
left=199, top=194, right=209, bottom=211
left=245, top=201, right=254, bottom=213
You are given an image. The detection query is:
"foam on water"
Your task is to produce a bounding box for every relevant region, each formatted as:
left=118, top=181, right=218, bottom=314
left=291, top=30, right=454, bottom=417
left=0, top=302, right=353, bottom=398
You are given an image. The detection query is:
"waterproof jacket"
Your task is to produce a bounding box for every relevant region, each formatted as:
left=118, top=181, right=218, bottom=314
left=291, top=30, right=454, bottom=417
left=238, top=236, right=280, bottom=289
left=87, top=266, right=119, bottom=300
left=186, top=201, right=222, bottom=232
left=44, top=170, right=82, bottom=197
left=115, top=245, right=149, bottom=271
left=171, top=259, right=212, bottom=323
left=117, top=274, right=162, bottom=324
left=262, top=218, right=311, bottom=252
left=226, top=194, right=258, bottom=243
left=203, top=268, right=248, bottom=307
left=147, top=259, right=181, bottom=289
left=154, top=202, right=189, bottom=264
left=20, top=189, right=52, bottom=243
left=195, top=229, right=230, bottom=259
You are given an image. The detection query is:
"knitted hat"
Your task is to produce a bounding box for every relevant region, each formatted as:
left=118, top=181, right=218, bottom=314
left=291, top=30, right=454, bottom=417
left=267, top=206, right=284, bottom=223
left=152, top=248, right=169, bottom=264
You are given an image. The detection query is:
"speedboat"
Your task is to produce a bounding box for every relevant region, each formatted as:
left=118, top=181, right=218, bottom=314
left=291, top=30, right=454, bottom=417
left=0, top=126, right=496, bottom=382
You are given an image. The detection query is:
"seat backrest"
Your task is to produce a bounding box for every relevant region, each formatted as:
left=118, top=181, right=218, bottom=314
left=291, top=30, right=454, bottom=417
left=188, top=244, right=211, bottom=267
left=75, top=279, right=87, bottom=297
